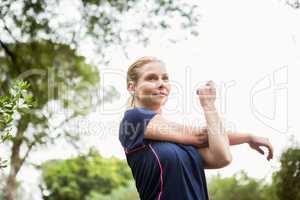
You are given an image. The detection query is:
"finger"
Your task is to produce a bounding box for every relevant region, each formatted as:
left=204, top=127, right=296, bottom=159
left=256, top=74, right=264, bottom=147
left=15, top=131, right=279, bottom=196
left=198, top=137, right=206, bottom=144
left=206, top=80, right=214, bottom=86
left=198, top=142, right=209, bottom=148
left=255, top=147, right=265, bottom=155
left=197, top=87, right=209, bottom=95
left=261, top=140, right=273, bottom=160
left=267, top=143, right=274, bottom=160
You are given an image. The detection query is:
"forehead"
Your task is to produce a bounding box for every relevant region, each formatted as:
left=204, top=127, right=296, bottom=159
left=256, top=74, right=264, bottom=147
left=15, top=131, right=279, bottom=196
left=139, top=61, right=168, bottom=76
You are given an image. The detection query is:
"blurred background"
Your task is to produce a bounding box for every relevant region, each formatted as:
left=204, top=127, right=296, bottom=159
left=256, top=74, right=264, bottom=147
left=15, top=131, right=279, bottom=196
left=0, top=0, right=300, bottom=199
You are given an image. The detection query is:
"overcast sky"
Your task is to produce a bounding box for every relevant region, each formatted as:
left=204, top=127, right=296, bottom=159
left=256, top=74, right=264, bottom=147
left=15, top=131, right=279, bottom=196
left=87, top=0, right=300, bottom=180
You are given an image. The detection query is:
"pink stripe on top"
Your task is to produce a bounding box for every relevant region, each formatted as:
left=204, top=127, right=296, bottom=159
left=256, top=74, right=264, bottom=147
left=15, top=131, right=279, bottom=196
left=124, top=144, right=146, bottom=155
left=149, top=144, right=164, bottom=200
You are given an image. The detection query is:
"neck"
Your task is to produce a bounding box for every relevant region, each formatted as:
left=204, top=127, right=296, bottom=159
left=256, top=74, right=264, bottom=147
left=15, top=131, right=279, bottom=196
left=134, top=101, right=162, bottom=114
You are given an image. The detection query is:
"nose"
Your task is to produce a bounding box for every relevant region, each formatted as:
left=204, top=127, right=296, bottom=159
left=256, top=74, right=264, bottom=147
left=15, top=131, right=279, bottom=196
left=157, top=79, right=166, bottom=89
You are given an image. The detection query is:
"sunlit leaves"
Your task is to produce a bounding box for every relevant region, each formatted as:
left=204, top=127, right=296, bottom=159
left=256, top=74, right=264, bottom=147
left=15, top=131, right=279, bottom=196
left=0, top=80, right=35, bottom=139
left=40, top=148, right=132, bottom=200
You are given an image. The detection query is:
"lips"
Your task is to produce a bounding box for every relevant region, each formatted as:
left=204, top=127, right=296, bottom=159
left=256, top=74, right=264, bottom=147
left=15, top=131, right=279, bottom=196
left=152, top=91, right=168, bottom=96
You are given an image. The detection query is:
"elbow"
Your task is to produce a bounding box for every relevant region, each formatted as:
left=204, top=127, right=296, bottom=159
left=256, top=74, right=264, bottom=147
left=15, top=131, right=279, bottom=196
left=216, top=153, right=232, bottom=168
left=220, top=153, right=232, bottom=167
left=222, top=154, right=232, bottom=166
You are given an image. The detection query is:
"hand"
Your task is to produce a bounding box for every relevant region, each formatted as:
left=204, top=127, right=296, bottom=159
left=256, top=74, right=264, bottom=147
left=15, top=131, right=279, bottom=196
left=196, top=81, right=216, bottom=111
left=248, top=136, right=274, bottom=161
left=181, top=133, right=208, bottom=148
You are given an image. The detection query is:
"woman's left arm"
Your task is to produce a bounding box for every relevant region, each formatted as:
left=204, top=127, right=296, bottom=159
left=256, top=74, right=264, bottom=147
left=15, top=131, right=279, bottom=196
left=198, top=130, right=274, bottom=161
left=226, top=132, right=274, bottom=161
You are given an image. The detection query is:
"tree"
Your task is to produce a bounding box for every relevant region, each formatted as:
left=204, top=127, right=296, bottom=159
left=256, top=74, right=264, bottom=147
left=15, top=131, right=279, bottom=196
left=272, top=146, right=300, bottom=200
left=85, top=181, right=139, bottom=200
left=0, top=0, right=200, bottom=64
left=286, top=0, right=300, bottom=9
left=0, top=1, right=199, bottom=199
left=0, top=41, right=101, bottom=200
left=39, top=148, right=133, bottom=200
left=208, top=171, right=266, bottom=200
left=0, top=80, right=35, bottom=168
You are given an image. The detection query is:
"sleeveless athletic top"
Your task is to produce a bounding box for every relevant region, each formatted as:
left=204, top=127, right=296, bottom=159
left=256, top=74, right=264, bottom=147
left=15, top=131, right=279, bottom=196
left=119, top=107, right=209, bottom=200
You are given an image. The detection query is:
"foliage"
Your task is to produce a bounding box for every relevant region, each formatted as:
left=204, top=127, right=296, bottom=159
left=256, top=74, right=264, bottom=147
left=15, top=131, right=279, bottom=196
left=0, top=39, right=102, bottom=200
left=0, top=80, right=35, bottom=168
left=0, top=0, right=200, bottom=64
left=85, top=181, right=139, bottom=200
left=40, top=148, right=133, bottom=200
left=208, top=147, right=300, bottom=200
left=208, top=171, right=266, bottom=200
left=272, top=147, right=300, bottom=200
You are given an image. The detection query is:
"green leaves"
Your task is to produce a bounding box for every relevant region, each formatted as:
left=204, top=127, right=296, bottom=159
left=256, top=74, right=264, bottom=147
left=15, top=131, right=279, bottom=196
left=40, top=149, right=133, bottom=200
left=0, top=80, right=35, bottom=169
left=272, top=147, right=300, bottom=200
left=208, top=147, right=300, bottom=200
left=0, top=80, right=35, bottom=142
left=208, top=171, right=266, bottom=200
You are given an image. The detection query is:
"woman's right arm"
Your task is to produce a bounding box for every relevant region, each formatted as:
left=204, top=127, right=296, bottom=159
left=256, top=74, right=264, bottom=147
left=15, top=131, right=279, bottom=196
left=196, top=81, right=232, bottom=169
left=145, top=81, right=232, bottom=169
left=144, top=103, right=232, bottom=169
left=197, top=105, right=232, bottom=169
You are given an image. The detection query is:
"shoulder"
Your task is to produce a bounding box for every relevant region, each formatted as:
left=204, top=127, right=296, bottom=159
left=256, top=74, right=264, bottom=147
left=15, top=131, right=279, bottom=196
left=123, top=108, right=158, bottom=122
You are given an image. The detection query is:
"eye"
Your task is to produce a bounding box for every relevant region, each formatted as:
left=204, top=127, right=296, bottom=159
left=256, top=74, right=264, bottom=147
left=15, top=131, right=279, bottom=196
left=163, top=76, right=169, bottom=81
left=146, top=74, right=157, bottom=81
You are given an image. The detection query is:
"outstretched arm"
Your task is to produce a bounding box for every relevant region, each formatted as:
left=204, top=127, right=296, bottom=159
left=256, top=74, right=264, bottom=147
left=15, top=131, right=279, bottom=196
left=197, top=131, right=274, bottom=163
left=144, top=111, right=273, bottom=162
left=226, top=132, right=273, bottom=161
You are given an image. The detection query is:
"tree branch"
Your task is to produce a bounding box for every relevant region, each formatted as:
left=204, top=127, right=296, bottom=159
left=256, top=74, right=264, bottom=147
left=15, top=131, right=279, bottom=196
left=0, top=40, right=16, bottom=64
left=19, top=140, right=36, bottom=168
left=1, top=18, right=18, bottom=42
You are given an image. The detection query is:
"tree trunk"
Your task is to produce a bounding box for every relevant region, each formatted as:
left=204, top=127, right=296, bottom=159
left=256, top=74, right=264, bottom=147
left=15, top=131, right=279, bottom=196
left=4, top=173, right=18, bottom=200
left=4, top=115, right=30, bottom=200
left=4, top=141, right=22, bottom=200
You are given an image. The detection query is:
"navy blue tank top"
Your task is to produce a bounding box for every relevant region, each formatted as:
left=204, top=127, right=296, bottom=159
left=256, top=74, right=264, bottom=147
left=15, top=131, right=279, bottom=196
left=119, top=107, right=209, bottom=200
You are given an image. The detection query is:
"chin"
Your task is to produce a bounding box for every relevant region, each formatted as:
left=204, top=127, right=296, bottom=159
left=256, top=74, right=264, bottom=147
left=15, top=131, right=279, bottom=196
left=155, top=99, right=167, bottom=105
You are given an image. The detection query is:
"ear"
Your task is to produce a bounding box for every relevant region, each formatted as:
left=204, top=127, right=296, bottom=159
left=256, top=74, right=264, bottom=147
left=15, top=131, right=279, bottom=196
left=127, top=81, right=136, bottom=94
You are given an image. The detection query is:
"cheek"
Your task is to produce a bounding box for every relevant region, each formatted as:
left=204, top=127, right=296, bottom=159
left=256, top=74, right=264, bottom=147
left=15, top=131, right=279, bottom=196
left=138, top=82, right=157, bottom=93
left=166, top=83, right=171, bottom=91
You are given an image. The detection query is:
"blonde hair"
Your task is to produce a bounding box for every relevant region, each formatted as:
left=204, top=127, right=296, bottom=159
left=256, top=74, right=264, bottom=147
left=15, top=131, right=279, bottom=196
left=126, top=56, right=163, bottom=109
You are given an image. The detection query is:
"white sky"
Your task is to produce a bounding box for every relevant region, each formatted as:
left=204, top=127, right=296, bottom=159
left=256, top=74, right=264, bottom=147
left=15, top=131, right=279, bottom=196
left=4, top=0, right=300, bottom=199
left=90, top=0, right=300, bottom=181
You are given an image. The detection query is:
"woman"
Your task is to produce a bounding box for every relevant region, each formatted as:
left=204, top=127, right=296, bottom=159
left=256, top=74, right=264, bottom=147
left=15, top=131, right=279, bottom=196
left=119, top=56, right=273, bottom=200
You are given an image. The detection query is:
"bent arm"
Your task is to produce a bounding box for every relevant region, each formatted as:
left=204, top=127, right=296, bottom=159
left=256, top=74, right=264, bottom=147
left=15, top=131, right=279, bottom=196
left=144, top=111, right=232, bottom=169
left=144, top=113, right=272, bottom=167
left=198, top=105, right=232, bottom=169
left=144, top=112, right=255, bottom=148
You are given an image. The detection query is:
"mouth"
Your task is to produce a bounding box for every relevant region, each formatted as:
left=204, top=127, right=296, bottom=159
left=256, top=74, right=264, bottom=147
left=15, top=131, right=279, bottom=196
left=152, top=92, right=168, bottom=97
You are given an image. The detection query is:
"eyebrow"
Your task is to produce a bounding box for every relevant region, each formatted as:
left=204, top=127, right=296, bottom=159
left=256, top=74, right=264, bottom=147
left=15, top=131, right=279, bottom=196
left=145, top=73, right=169, bottom=76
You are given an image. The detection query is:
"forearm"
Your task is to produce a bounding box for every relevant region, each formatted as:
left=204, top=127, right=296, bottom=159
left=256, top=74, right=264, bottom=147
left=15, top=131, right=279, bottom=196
left=227, top=132, right=251, bottom=145
left=203, top=105, right=231, bottom=162
left=194, top=130, right=252, bottom=148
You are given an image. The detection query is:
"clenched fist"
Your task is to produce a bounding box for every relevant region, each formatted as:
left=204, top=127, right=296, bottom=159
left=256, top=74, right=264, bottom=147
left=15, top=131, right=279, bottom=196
left=196, top=81, right=216, bottom=110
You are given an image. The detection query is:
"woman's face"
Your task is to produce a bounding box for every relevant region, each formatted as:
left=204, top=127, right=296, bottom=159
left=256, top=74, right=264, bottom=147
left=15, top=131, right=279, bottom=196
left=131, top=61, right=171, bottom=109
